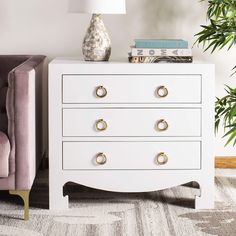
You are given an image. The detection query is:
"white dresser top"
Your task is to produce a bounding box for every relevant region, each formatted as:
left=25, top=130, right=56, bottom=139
left=49, top=58, right=214, bottom=76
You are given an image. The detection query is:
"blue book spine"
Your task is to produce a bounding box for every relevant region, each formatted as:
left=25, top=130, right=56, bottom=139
left=135, top=39, right=188, bottom=49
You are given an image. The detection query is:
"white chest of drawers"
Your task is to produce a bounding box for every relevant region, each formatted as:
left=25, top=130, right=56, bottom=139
left=49, top=59, right=215, bottom=210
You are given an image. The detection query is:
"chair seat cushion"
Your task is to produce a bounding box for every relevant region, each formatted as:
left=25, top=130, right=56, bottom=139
left=0, top=131, right=10, bottom=177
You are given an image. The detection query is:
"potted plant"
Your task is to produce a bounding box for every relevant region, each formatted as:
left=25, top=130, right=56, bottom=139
left=195, top=0, right=236, bottom=146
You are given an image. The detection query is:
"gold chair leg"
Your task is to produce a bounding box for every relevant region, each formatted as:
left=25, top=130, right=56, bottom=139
left=9, top=190, right=30, bottom=220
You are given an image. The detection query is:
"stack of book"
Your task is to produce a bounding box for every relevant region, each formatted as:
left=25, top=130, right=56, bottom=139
left=128, top=39, right=193, bottom=63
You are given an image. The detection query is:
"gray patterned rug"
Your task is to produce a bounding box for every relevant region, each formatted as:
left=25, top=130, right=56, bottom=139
left=0, top=169, right=236, bottom=236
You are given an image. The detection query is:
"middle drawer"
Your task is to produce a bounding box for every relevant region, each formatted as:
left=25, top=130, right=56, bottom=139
left=63, top=108, right=201, bottom=137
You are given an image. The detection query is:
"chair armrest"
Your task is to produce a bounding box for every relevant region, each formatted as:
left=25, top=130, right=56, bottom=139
left=7, top=55, right=46, bottom=190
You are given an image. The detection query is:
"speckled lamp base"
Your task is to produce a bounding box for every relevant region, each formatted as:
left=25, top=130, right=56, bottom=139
left=82, top=14, right=111, bottom=61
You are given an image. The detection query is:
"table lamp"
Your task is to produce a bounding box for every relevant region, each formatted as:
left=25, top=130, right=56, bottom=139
left=69, top=0, right=126, bottom=61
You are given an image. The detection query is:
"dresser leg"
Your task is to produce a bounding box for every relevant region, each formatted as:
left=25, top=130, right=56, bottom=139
left=195, top=180, right=214, bottom=209
left=49, top=183, right=69, bottom=210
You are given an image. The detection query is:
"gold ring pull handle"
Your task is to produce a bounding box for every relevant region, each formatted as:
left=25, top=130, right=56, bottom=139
left=96, top=119, right=108, bottom=131
left=156, top=119, right=169, bottom=131
left=96, top=86, right=107, bottom=98
left=96, top=153, right=107, bottom=165
left=156, top=86, right=168, bottom=98
left=156, top=152, right=168, bottom=165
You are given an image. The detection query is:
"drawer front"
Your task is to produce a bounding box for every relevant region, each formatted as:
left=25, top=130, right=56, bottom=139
left=63, top=142, right=201, bottom=170
left=62, top=75, right=201, bottom=104
left=63, top=108, right=201, bottom=137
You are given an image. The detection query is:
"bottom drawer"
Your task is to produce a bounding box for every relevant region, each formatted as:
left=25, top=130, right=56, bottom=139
left=63, top=142, right=201, bottom=170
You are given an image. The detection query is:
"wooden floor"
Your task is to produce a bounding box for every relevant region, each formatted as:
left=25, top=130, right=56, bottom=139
left=215, top=157, right=236, bottom=168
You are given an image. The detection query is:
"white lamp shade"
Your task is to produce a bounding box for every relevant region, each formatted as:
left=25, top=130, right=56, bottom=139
left=68, top=0, right=126, bottom=14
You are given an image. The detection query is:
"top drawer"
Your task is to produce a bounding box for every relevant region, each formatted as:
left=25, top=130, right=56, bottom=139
left=62, top=75, right=201, bottom=104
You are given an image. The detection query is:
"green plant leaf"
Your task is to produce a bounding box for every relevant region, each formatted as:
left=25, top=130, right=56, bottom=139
left=197, top=1, right=236, bottom=146
left=225, top=130, right=236, bottom=146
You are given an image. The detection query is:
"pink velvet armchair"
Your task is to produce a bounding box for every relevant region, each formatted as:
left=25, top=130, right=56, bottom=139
left=0, top=55, right=46, bottom=220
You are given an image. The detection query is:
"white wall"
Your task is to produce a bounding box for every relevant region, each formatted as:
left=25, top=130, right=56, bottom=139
left=0, top=0, right=235, bottom=156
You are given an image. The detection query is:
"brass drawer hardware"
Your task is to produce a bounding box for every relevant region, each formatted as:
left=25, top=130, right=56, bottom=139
left=156, top=152, right=168, bottom=165
left=96, top=119, right=108, bottom=131
left=96, top=86, right=107, bottom=98
left=156, top=119, right=169, bottom=131
left=96, top=153, right=107, bottom=165
left=156, top=86, right=168, bottom=98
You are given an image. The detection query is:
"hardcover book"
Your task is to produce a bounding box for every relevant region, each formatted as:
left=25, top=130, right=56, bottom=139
left=128, top=55, right=193, bottom=64
left=135, top=39, right=188, bottom=49
left=131, top=47, right=192, bottom=57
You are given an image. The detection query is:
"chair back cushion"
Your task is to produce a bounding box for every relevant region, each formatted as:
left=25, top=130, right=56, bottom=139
left=0, top=56, right=29, bottom=176
left=0, top=56, right=29, bottom=134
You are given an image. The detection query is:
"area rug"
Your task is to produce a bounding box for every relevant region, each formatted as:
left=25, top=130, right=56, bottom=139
left=0, top=169, right=236, bottom=236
